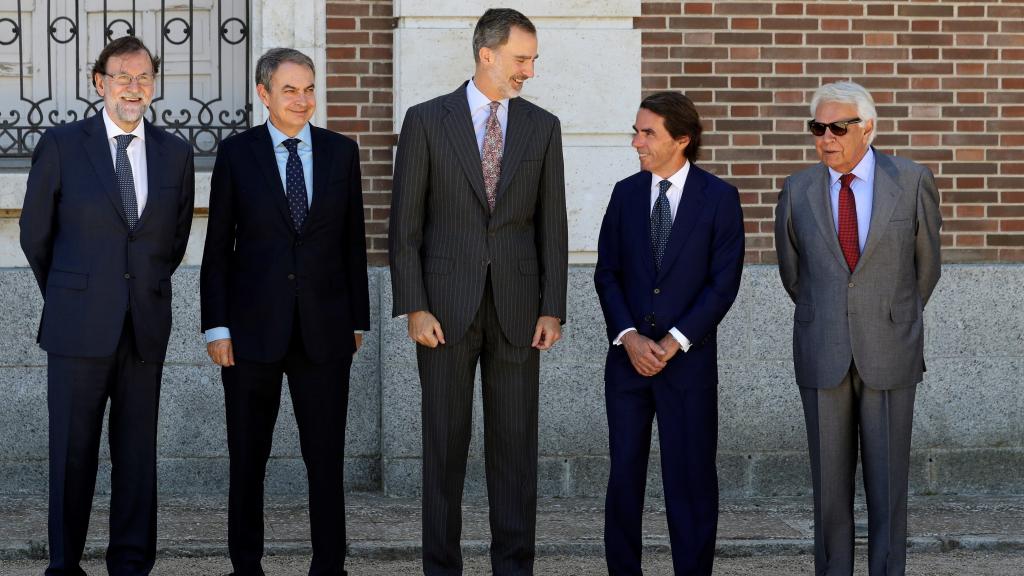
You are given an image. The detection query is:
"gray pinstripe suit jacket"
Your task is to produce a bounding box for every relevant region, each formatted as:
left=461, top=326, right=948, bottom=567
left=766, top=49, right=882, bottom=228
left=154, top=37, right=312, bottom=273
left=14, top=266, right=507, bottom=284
left=389, top=82, right=568, bottom=346
left=775, top=149, right=942, bottom=390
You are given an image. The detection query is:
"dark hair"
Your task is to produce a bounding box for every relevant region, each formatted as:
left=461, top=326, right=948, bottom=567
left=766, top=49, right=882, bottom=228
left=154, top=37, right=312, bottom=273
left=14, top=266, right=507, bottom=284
left=90, top=36, right=160, bottom=90
left=472, top=8, right=536, bottom=63
left=639, top=91, right=703, bottom=162
left=255, top=47, right=315, bottom=90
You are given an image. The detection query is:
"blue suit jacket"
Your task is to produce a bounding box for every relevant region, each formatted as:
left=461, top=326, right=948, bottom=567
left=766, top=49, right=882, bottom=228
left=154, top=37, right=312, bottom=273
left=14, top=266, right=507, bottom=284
left=20, top=113, right=195, bottom=362
left=594, top=164, right=745, bottom=387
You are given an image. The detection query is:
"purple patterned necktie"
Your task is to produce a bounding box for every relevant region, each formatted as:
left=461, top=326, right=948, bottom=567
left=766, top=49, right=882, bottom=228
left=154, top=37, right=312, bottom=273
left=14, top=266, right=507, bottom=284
left=482, top=101, right=503, bottom=211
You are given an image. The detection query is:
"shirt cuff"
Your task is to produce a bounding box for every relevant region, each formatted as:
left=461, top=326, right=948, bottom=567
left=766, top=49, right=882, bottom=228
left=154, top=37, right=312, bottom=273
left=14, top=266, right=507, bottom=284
left=669, top=328, right=691, bottom=352
left=205, top=327, right=231, bottom=344
left=613, top=327, right=637, bottom=345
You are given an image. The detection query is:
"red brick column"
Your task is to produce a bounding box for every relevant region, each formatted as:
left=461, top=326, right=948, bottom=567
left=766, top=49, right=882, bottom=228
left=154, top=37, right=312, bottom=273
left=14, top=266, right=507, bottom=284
left=326, top=0, right=395, bottom=265
left=638, top=1, right=1024, bottom=263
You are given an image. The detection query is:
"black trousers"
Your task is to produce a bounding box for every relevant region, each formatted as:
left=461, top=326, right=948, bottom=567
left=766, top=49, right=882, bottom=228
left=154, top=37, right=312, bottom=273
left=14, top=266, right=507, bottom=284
left=222, top=315, right=352, bottom=576
left=417, top=281, right=540, bottom=576
left=46, top=313, right=162, bottom=576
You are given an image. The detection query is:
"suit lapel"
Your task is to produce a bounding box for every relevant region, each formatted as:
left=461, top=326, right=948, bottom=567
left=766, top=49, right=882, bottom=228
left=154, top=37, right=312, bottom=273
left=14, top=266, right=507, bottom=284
left=631, top=174, right=657, bottom=279
left=858, top=150, right=900, bottom=269
left=82, top=113, right=129, bottom=228
left=495, top=97, right=533, bottom=203
left=307, top=125, right=330, bottom=222
left=657, top=165, right=708, bottom=280
left=249, top=123, right=293, bottom=229
left=442, top=84, right=489, bottom=211
left=136, top=121, right=165, bottom=230
left=807, top=164, right=849, bottom=270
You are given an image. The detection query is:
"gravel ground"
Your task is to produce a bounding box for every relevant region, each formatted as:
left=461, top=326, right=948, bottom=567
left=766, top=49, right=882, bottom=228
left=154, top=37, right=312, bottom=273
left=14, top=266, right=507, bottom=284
left=2, top=550, right=1022, bottom=575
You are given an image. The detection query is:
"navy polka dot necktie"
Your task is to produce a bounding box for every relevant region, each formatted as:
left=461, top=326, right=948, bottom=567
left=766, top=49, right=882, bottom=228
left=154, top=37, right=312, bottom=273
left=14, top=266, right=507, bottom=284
left=282, top=138, right=308, bottom=231
left=651, top=179, right=672, bottom=272
left=114, top=134, right=138, bottom=230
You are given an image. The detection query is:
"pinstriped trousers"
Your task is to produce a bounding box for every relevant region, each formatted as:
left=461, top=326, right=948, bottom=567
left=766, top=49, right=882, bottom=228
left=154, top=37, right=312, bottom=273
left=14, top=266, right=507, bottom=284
left=800, top=363, right=917, bottom=576
left=417, top=279, right=540, bottom=576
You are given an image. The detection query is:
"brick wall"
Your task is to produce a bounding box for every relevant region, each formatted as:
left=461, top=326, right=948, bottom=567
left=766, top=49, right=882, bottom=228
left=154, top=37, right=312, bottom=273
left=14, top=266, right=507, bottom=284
left=326, top=0, right=395, bottom=266
left=638, top=1, right=1024, bottom=264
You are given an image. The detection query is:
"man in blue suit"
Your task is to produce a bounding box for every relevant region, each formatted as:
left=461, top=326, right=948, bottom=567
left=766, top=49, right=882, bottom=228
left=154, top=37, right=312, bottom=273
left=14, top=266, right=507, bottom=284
left=595, top=92, right=745, bottom=575
left=20, top=36, right=194, bottom=575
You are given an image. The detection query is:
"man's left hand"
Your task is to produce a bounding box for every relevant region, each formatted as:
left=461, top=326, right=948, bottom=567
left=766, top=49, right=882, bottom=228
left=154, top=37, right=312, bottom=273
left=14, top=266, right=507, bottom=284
left=532, top=316, right=562, bottom=350
left=656, top=334, right=681, bottom=363
left=354, top=332, right=363, bottom=353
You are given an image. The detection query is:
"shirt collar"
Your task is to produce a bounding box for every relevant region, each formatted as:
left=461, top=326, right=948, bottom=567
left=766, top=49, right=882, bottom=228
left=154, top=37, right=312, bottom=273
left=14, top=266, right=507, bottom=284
left=828, top=146, right=875, bottom=187
left=653, top=161, right=691, bottom=192
left=267, top=120, right=312, bottom=149
left=467, top=78, right=509, bottom=114
left=102, top=107, right=146, bottom=142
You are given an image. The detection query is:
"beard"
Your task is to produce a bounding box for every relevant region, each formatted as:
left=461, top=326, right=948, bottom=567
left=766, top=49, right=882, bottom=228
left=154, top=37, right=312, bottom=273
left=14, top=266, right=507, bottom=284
left=111, top=96, right=150, bottom=126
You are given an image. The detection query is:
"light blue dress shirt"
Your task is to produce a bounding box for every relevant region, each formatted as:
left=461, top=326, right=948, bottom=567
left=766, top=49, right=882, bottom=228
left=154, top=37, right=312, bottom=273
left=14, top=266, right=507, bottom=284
left=828, top=147, right=875, bottom=253
left=204, top=120, right=315, bottom=344
left=467, top=78, right=508, bottom=156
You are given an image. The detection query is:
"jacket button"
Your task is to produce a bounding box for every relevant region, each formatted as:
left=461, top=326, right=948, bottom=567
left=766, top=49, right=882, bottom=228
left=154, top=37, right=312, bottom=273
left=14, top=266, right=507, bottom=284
left=848, top=282, right=854, bottom=288
left=288, top=273, right=296, bottom=280
left=124, top=273, right=131, bottom=279
left=653, top=288, right=661, bottom=294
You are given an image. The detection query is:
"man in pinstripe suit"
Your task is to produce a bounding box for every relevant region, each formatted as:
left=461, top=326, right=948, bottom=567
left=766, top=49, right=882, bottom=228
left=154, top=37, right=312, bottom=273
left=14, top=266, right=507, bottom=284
left=389, top=8, right=567, bottom=576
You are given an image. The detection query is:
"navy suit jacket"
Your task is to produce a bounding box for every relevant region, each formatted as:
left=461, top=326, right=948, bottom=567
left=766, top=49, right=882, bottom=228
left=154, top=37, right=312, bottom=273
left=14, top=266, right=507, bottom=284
left=594, top=164, right=745, bottom=387
left=20, top=113, right=195, bottom=362
left=200, top=123, right=370, bottom=364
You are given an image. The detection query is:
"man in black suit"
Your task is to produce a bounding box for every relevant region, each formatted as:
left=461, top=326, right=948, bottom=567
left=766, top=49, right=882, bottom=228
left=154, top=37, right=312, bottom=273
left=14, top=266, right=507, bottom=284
left=200, top=48, right=369, bottom=576
left=389, top=8, right=567, bottom=576
left=20, top=36, right=195, bottom=575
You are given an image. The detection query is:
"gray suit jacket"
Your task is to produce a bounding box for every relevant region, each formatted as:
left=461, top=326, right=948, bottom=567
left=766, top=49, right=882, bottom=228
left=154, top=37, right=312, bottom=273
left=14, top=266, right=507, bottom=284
left=389, top=82, right=568, bottom=346
left=775, top=149, right=942, bottom=390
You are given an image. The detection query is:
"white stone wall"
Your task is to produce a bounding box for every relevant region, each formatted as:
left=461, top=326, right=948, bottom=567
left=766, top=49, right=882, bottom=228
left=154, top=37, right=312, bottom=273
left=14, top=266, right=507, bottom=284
left=394, top=1, right=642, bottom=261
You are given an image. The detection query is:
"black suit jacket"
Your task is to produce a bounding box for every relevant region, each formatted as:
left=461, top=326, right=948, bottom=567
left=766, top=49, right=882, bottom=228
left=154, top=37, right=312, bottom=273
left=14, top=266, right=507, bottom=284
left=389, top=82, right=568, bottom=346
left=200, top=123, right=370, bottom=363
left=20, top=113, right=195, bottom=362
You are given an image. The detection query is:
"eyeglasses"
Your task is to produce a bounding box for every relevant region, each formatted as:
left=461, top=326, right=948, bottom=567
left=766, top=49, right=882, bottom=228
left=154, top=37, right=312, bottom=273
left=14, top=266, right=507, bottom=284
left=104, top=72, right=155, bottom=87
left=807, top=118, right=861, bottom=137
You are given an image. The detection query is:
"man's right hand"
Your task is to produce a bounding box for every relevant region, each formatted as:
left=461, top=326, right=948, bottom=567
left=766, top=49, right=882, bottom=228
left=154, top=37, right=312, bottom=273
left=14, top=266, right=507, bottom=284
left=207, top=338, right=235, bottom=367
left=408, top=310, right=446, bottom=348
left=621, top=331, right=666, bottom=377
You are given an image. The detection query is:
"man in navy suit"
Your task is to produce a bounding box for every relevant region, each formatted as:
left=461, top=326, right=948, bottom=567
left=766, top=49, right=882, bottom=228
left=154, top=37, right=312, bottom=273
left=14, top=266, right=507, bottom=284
left=200, top=48, right=368, bottom=576
left=20, top=36, right=194, bottom=575
left=595, top=92, right=744, bottom=575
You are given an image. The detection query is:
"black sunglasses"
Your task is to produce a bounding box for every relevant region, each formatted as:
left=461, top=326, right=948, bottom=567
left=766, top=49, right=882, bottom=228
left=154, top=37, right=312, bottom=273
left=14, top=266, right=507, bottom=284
left=807, top=118, right=861, bottom=137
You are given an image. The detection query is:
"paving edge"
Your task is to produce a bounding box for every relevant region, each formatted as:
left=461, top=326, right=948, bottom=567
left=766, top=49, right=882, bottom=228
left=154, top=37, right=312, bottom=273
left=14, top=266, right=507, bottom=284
left=3, top=536, right=1023, bottom=562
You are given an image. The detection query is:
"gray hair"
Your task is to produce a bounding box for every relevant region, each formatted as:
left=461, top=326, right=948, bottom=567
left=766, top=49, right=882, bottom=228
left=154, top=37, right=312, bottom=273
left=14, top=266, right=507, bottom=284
left=472, top=8, right=536, bottom=63
left=810, top=81, right=878, bottom=144
left=255, top=48, right=315, bottom=90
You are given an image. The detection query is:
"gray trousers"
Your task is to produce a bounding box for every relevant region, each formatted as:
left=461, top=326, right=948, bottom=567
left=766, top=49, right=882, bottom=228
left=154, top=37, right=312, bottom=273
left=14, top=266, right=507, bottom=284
left=800, top=364, right=917, bottom=576
left=417, top=281, right=540, bottom=576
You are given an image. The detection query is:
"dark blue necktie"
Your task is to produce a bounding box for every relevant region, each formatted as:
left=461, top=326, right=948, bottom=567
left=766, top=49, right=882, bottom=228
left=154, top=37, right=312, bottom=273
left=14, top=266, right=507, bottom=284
left=114, top=134, right=138, bottom=230
left=651, top=179, right=672, bottom=272
left=282, top=138, right=308, bottom=231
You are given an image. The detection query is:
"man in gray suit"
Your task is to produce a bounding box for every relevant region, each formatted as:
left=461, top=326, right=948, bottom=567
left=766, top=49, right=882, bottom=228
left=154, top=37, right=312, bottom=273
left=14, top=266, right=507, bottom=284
left=775, top=81, right=942, bottom=576
left=389, top=8, right=567, bottom=576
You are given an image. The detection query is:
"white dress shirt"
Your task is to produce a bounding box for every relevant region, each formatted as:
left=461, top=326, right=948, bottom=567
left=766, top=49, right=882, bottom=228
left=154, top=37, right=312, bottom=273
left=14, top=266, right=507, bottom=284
left=102, top=108, right=148, bottom=217
left=467, top=78, right=509, bottom=156
left=613, top=162, right=693, bottom=353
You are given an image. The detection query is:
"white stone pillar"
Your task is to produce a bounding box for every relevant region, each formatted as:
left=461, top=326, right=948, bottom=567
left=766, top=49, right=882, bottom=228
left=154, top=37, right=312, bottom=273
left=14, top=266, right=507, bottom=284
left=393, top=1, right=642, bottom=262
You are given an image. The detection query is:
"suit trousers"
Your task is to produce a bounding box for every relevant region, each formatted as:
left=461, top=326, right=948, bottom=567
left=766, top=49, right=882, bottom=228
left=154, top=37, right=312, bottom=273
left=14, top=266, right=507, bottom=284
left=222, top=311, right=352, bottom=576
left=417, top=278, right=540, bottom=576
left=46, top=313, right=162, bottom=576
left=603, top=348, right=719, bottom=576
left=800, top=364, right=917, bottom=576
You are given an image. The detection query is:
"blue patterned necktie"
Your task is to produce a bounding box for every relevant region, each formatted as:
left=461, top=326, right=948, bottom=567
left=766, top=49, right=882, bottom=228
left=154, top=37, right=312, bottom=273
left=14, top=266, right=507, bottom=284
left=282, top=138, right=308, bottom=231
left=651, top=179, right=672, bottom=272
left=114, top=134, right=139, bottom=230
